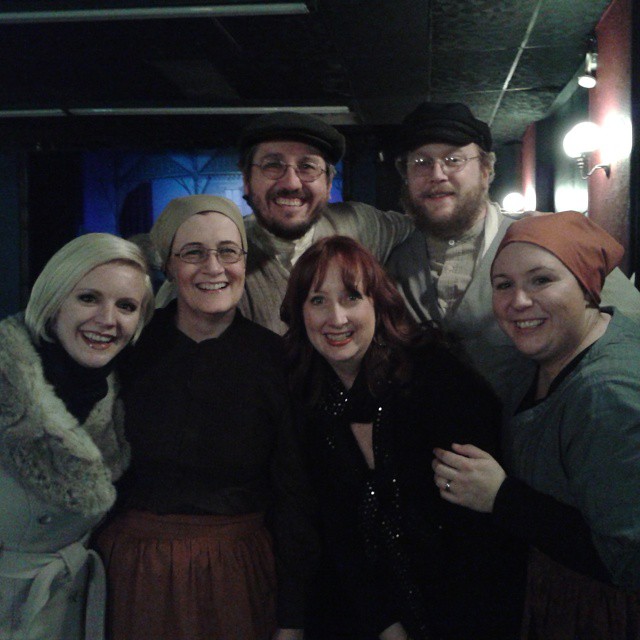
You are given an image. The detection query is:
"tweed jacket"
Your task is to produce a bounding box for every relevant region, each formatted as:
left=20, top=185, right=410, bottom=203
left=239, top=201, right=412, bottom=334
left=0, top=313, right=129, bottom=640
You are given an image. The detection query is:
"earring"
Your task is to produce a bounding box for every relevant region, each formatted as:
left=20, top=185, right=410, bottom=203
left=372, top=334, right=386, bottom=347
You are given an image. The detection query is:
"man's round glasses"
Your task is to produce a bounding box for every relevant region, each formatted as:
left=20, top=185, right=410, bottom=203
left=251, top=159, right=328, bottom=182
left=174, top=243, right=246, bottom=265
left=396, top=154, right=482, bottom=177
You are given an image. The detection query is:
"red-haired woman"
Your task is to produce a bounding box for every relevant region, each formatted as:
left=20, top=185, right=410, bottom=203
left=280, top=236, right=526, bottom=640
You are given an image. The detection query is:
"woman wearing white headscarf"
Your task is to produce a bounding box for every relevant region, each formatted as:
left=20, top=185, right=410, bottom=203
left=97, top=195, right=315, bottom=640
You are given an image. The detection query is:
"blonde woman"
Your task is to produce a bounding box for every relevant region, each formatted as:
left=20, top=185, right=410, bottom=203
left=0, top=233, right=153, bottom=640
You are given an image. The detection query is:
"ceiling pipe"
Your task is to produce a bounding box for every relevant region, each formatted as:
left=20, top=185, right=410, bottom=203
left=67, top=106, right=350, bottom=116
left=0, top=105, right=350, bottom=118
left=0, top=3, right=310, bottom=23
left=488, top=0, right=544, bottom=127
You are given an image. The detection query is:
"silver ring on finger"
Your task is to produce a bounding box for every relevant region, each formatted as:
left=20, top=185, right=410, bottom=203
left=445, top=480, right=451, bottom=492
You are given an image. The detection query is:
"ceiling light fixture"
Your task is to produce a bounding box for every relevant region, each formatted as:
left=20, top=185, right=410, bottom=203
left=578, top=52, right=598, bottom=89
left=0, top=3, right=310, bottom=23
left=562, top=121, right=610, bottom=179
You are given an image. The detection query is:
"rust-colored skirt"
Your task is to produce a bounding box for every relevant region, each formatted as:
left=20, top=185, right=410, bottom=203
left=96, top=510, right=277, bottom=640
left=521, top=548, right=640, bottom=640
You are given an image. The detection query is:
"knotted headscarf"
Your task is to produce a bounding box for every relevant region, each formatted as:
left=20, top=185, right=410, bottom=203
left=492, top=211, right=623, bottom=304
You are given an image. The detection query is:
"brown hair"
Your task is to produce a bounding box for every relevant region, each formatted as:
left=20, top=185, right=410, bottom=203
left=281, top=236, right=435, bottom=404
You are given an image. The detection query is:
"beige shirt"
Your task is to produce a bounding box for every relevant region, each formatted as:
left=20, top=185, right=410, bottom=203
left=261, top=225, right=315, bottom=271
left=426, top=216, right=485, bottom=318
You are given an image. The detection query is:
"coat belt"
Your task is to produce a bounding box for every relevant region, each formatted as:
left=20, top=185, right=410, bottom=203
left=0, top=537, right=105, bottom=639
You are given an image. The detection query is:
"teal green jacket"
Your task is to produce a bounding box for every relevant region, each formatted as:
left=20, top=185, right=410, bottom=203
left=501, top=309, right=640, bottom=589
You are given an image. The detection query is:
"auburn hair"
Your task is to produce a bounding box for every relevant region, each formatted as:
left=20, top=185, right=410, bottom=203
left=281, top=235, right=437, bottom=404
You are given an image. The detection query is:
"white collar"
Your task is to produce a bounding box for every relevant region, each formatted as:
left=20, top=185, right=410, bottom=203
left=257, top=223, right=316, bottom=270
left=481, top=201, right=502, bottom=258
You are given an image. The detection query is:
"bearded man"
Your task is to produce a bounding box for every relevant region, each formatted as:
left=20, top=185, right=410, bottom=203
left=387, top=102, right=640, bottom=401
left=238, top=111, right=412, bottom=334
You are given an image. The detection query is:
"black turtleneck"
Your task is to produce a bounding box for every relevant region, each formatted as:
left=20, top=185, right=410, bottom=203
left=37, top=339, right=114, bottom=423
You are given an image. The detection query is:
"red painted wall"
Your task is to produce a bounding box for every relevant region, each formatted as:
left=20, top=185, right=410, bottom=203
left=521, top=123, right=537, bottom=210
left=590, top=0, right=632, bottom=273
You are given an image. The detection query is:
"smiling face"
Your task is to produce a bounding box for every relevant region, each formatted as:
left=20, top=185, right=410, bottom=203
left=244, top=140, right=333, bottom=240
left=302, top=260, right=376, bottom=388
left=491, top=242, right=595, bottom=373
left=52, top=261, right=147, bottom=368
left=403, top=142, right=490, bottom=239
left=168, top=212, right=246, bottom=339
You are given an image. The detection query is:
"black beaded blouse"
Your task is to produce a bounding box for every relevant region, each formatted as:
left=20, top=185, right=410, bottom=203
left=301, top=343, right=527, bottom=640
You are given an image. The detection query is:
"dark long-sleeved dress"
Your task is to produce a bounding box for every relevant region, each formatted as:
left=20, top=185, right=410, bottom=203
left=300, top=342, right=527, bottom=640
left=98, top=302, right=317, bottom=638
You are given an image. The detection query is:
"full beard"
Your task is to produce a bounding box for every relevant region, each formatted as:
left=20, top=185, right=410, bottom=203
left=244, top=189, right=326, bottom=241
left=401, top=182, right=487, bottom=240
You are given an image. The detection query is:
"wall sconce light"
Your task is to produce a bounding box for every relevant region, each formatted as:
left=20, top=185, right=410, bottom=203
left=562, top=121, right=611, bottom=179
left=502, top=192, right=525, bottom=212
left=578, top=52, right=598, bottom=89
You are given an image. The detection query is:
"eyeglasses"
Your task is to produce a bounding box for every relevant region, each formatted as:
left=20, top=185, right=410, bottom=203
left=251, top=159, right=328, bottom=182
left=396, top=154, right=482, bottom=177
left=173, top=243, right=246, bottom=265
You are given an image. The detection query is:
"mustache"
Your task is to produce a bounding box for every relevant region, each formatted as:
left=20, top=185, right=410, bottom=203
left=272, top=187, right=306, bottom=198
left=420, top=188, right=456, bottom=198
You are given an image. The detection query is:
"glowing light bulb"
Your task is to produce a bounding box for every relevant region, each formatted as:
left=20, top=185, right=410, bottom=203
left=563, top=122, right=602, bottom=158
left=502, top=192, right=525, bottom=212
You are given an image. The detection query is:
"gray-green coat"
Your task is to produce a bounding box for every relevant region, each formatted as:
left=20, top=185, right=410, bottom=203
left=503, top=309, right=640, bottom=589
left=0, top=314, right=129, bottom=640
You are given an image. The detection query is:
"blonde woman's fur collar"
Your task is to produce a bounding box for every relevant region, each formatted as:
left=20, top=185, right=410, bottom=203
left=0, top=314, right=130, bottom=515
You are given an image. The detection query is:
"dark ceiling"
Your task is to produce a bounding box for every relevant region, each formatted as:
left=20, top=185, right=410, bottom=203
left=0, top=0, right=612, bottom=152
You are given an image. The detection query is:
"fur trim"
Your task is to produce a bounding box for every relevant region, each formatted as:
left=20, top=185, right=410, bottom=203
left=0, top=314, right=130, bottom=515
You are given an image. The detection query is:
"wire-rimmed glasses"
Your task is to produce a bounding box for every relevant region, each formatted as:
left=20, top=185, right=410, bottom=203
left=396, top=154, right=482, bottom=177
left=251, top=159, right=328, bottom=182
left=173, top=243, right=246, bottom=265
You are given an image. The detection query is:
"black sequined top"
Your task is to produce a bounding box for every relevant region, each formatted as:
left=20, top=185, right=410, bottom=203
left=300, top=342, right=527, bottom=640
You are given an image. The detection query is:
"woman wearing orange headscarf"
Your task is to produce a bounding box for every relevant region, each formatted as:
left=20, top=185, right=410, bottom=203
left=433, top=211, right=640, bottom=638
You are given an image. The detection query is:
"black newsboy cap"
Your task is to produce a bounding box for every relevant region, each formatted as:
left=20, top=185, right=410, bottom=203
left=239, top=111, right=346, bottom=165
left=396, top=102, right=492, bottom=154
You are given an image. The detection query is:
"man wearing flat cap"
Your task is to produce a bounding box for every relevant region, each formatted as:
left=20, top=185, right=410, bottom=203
left=387, top=102, right=640, bottom=401
left=237, top=111, right=413, bottom=334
